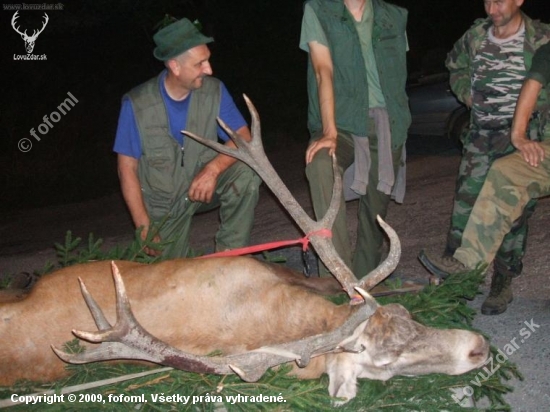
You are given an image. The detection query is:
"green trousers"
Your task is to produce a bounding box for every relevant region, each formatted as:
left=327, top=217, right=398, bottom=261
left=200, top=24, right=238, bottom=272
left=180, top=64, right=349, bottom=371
left=456, top=140, right=550, bottom=268
left=305, top=130, right=402, bottom=277
left=156, top=162, right=261, bottom=258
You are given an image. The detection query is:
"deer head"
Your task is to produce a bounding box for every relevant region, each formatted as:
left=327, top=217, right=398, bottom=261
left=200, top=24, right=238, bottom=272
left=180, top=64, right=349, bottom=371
left=11, top=11, right=49, bottom=54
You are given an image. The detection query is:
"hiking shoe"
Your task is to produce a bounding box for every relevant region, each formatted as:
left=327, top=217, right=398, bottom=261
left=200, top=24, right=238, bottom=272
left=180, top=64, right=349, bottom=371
left=481, top=272, right=513, bottom=315
left=418, top=249, right=468, bottom=279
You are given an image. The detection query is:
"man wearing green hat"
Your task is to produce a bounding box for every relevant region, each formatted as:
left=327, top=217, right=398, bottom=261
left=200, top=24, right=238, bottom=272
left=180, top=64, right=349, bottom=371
left=114, top=18, right=261, bottom=258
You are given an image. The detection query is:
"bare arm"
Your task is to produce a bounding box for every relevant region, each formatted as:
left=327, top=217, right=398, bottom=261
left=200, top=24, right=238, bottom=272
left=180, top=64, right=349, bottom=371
left=188, top=125, right=252, bottom=203
left=510, top=78, right=545, bottom=167
left=305, top=41, right=337, bottom=164
left=117, top=154, right=161, bottom=255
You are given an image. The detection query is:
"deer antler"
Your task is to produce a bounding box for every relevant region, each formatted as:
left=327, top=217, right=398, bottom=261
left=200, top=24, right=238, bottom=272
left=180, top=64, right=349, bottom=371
left=11, top=11, right=48, bottom=39
left=182, top=96, right=400, bottom=302
left=11, top=11, right=49, bottom=54
left=33, top=13, right=49, bottom=39
left=11, top=11, right=26, bottom=37
left=52, top=262, right=376, bottom=381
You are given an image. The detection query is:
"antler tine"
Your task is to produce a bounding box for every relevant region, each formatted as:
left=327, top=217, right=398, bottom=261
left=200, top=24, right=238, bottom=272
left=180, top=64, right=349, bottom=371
left=11, top=11, right=26, bottom=36
left=243, top=94, right=261, bottom=142
left=31, top=13, right=49, bottom=39
left=41, top=13, right=49, bottom=29
left=318, top=154, right=341, bottom=229
left=78, top=277, right=111, bottom=330
left=357, top=216, right=401, bottom=291
left=182, top=95, right=265, bottom=170
left=53, top=262, right=376, bottom=382
left=217, top=94, right=262, bottom=148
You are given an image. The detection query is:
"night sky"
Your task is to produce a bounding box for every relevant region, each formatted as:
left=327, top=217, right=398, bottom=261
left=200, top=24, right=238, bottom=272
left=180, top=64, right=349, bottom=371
left=1, top=0, right=549, bottom=210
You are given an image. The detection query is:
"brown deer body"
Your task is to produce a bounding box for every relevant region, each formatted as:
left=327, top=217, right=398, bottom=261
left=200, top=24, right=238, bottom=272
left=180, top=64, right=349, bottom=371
left=0, top=258, right=347, bottom=385
left=0, top=97, right=489, bottom=403
left=1, top=257, right=488, bottom=403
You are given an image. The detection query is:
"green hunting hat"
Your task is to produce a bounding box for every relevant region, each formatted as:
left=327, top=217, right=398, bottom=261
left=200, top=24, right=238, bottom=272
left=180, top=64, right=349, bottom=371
left=153, top=18, right=214, bottom=61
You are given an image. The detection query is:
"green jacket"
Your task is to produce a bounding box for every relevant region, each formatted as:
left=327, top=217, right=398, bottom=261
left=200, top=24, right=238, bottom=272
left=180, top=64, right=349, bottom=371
left=446, top=13, right=550, bottom=140
left=305, top=0, right=410, bottom=149
left=126, top=74, right=221, bottom=220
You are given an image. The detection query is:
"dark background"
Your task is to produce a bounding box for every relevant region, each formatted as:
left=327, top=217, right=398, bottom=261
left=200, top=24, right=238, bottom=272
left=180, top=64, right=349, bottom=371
left=1, top=0, right=549, bottom=211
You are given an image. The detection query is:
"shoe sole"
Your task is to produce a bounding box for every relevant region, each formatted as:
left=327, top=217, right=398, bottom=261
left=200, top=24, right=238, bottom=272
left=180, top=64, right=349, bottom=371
left=417, top=250, right=450, bottom=280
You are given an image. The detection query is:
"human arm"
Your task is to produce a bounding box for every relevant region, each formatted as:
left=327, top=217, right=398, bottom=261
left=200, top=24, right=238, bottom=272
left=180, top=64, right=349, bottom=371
left=188, top=125, right=251, bottom=203
left=117, top=154, right=161, bottom=255
left=305, top=41, right=337, bottom=164
left=510, top=79, right=545, bottom=167
left=446, top=34, right=473, bottom=107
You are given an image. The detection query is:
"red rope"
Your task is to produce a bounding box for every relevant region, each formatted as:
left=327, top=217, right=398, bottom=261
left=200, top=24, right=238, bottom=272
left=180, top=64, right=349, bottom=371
left=196, top=228, right=332, bottom=259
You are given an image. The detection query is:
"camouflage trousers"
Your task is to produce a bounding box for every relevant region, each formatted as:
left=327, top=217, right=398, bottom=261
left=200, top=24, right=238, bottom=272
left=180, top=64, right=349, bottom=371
left=455, top=140, right=550, bottom=269
left=446, top=128, right=537, bottom=277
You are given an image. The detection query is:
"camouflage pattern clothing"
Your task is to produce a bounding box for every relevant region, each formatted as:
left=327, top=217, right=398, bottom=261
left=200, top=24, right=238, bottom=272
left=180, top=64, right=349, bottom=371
left=445, top=13, right=550, bottom=277
left=471, top=26, right=525, bottom=130
left=456, top=42, right=550, bottom=268
left=456, top=141, right=550, bottom=268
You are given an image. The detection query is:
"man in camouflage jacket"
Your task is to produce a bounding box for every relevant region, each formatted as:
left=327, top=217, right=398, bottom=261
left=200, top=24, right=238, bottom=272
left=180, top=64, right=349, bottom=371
left=420, top=0, right=550, bottom=315
left=420, top=42, right=550, bottom=314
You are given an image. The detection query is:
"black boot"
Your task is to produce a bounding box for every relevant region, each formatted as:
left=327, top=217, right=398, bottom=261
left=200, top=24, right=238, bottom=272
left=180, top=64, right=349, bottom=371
left=480, top=272, right=513, bottom=315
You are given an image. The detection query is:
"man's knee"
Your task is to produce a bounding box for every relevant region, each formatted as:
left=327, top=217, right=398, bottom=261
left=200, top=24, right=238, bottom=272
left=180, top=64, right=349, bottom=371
left=225, top=162, right=261, bottom=194
left=491, top=152, right=523, bottom=176
left=305, top=150, right=334, bottom=183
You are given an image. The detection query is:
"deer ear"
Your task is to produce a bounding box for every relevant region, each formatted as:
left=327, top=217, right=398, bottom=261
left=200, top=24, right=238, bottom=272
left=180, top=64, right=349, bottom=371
left=379, top=303, right=411, bottom=319
left=371, top=351, right=399, bottom=367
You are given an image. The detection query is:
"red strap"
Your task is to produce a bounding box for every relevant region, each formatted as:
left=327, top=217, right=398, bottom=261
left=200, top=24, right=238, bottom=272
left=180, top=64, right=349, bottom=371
left=197, top=228, right=332, bottom=259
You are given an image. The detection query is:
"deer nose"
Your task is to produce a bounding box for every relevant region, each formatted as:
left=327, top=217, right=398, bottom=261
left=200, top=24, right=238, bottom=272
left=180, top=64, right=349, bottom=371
left=469, top=335, right=489, bottom=361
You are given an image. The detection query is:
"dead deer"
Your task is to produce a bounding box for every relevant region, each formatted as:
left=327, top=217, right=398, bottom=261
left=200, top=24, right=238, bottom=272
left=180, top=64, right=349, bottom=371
left=0, top=97, right=489, bottom=404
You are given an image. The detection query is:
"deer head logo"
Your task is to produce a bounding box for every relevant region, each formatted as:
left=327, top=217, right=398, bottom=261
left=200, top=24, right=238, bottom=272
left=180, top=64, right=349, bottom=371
left=11, top=11, right=49, bottom=54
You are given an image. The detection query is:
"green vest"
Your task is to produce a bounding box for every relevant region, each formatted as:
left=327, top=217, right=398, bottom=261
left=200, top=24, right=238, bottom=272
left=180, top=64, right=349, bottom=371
left=306, top=0, right=411, bottom=148
left=126, top=74, right=221, bottom=220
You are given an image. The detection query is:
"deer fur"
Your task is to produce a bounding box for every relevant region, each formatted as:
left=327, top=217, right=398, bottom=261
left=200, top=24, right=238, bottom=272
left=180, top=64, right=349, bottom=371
left=1, top=257, right=488, bottom=403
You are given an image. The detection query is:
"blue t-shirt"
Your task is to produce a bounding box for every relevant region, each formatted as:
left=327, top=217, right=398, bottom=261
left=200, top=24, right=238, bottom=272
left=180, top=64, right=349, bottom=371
left=113, top=71, right=247, bottom=159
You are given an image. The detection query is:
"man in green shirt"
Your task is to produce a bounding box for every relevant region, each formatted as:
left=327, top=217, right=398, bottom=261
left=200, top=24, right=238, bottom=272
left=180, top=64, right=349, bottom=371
left=300, top=0, right=410, bottom=278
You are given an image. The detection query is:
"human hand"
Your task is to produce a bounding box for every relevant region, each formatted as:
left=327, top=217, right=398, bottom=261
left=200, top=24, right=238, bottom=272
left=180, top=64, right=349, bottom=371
left=305, top=135, right=337, bottom=164
left=515, top=139, right=545, bottom=167
left=188, top=166, right=218, bottom=203
left=139, top=227, right=162, bottom=256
